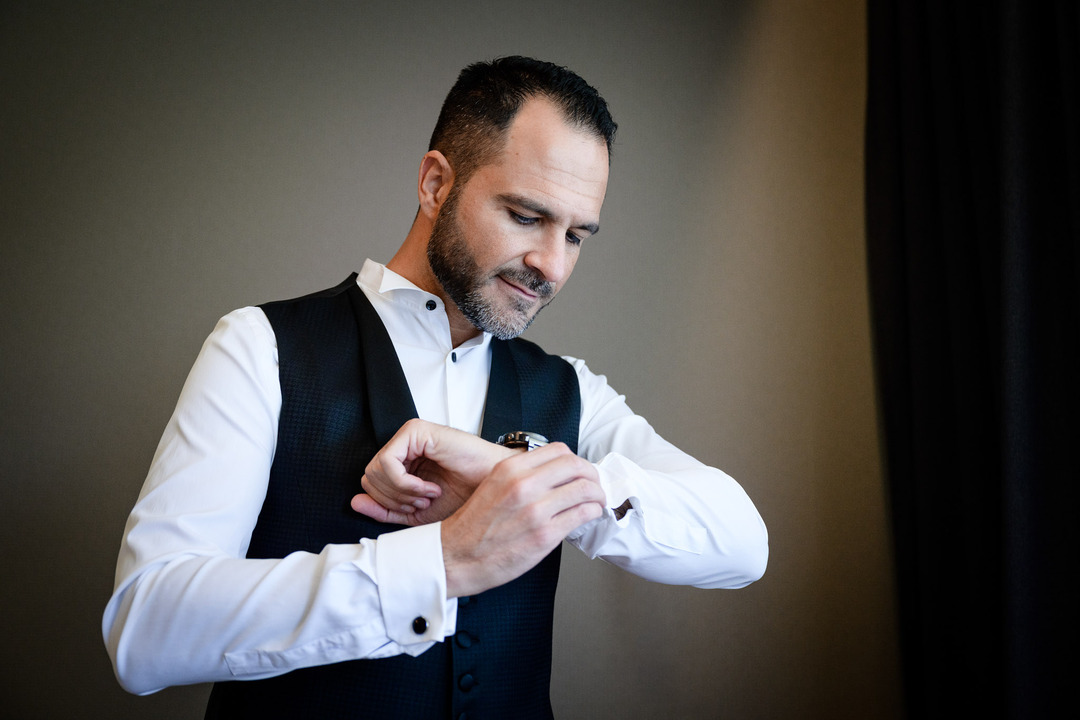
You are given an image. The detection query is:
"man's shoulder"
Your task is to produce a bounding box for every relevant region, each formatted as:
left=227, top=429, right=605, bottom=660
left=259, top=275, right=365, bottom=349
left=259, top=274, right=359, bottom=311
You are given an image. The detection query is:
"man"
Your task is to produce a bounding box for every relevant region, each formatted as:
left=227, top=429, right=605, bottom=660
left=103, top=57, right=768, bottom=719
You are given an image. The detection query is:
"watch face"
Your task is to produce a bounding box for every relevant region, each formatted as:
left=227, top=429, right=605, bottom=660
left=521, top=432, right=549, bottom=449
left=498, top=431, right=549, bottom=450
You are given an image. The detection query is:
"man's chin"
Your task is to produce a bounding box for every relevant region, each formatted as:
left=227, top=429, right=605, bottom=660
left=461, top=289, right=549, bottom=339
left=476, top=308, right=536, bottom=340
left=485, top=317, right=532, bottom=340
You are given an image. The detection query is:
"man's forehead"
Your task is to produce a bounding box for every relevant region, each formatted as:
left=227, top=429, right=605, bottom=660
left=494, top=100, right=607, bottom=187
left=501, top=97, right=608, bottom=160
left=482, top=154, right=608, bottom=226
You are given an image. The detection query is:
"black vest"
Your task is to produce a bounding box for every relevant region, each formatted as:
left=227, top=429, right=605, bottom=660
left=204, top=275, right=581, bottom=720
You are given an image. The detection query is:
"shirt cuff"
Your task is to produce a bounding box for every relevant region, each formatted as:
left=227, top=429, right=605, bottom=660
left=375, top=523, right=457, bottom=649
left=565, top=455, right=637, bottom=543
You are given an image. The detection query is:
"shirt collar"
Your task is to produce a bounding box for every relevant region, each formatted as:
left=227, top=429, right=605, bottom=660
left=359, top=258, right=421, bottom=296
left=357, top=258, right=491, bottom=352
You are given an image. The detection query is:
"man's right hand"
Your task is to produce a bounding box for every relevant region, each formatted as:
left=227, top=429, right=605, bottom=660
left=439, top=442, right=605, bottom=598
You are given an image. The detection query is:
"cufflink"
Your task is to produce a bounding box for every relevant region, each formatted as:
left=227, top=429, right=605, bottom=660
left=412, top=616, right=428, bottom=634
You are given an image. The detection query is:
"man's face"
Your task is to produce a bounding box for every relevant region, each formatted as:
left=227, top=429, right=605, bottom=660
left=427, top=98, right=609, bottom=340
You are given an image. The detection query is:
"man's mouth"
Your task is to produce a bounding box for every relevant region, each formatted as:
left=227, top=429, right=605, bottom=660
left=498, top=275, right=539, bottom=300
left=496, top=269, right=554, bottom=302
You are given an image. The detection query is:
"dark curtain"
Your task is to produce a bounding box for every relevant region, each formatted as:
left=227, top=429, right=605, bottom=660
left=866, top=2, right=1078, bottom=718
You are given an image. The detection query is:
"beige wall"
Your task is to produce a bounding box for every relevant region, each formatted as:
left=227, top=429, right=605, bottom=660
left=1, top=1, right=900, bottom=717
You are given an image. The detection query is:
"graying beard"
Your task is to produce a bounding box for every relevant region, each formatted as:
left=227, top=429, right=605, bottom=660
left=426, top=189, right=549, bottom=339
left=456, top=285, right=537, bottom=340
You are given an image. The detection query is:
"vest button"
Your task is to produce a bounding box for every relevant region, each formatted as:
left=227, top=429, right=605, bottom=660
left=458, top=673, right=477, bottom=691
left=411, top=616, right=428, bottom=634
left=454, top=630, right=473, bottom=648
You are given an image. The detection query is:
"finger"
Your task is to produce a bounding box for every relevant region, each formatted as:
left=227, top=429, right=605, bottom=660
left=550, top=499, right=605, bottom=535
left=543, top=475, right=608, bottom=516
left=363, top=454, right=440, bottom=504
left=396, top=419, right=474, bottom=485
left=361, top=474, right=431, bottom=513
left=500, top=449, right=600, bottom=493
left=512, top=479, right=603, bottom=542
left=499, top=441, right=572, bottom=467
left=404, top=458, right=446, bottom=499
left=350, top=493, right=415, bottom=525
left=498, top=442, right=597, bottom=480
left=518, top=486, right=605, bottom=556
left=367, top=427, right=445, bottom=492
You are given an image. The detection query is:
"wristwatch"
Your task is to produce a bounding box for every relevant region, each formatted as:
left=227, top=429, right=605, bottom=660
left=496, top=431, right=549, bottom=451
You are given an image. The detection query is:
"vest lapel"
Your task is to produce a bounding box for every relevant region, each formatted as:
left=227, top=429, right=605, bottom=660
left=346, top=284, right=418, bottom=447
left=480, top=339, right=523, bottom=443
left=345, top=283, right=524, bottom=446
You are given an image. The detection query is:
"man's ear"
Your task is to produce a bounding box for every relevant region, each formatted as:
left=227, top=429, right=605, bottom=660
left=417, top=151, right=455, bottom=220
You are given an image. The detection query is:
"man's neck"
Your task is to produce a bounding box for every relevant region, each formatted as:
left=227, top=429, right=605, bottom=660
left=386, top=244, right=482, bottom=349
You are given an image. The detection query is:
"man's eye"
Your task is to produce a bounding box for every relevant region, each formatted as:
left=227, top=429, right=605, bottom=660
left=566, top=232, right=583, bottom=246
left=510, top=211, right=538, bottom=226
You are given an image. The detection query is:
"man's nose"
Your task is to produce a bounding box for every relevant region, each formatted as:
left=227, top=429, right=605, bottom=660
left=523, top=232, right=570, bottom=286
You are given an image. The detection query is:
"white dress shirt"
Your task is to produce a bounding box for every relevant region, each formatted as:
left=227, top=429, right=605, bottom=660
left=103, top=260, right=768, bottom=695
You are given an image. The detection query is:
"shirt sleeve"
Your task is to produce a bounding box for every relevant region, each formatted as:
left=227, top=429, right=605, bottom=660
left=102, top=308, right=457, bottom=695
left=562, top=357, right=769, bottom=589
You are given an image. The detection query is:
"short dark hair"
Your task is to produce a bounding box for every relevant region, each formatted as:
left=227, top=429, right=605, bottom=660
left=428, top=56, right=617, bottom=185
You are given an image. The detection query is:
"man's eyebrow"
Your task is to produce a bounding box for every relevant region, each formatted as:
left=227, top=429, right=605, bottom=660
left=498, top=193, right=600, bottom=235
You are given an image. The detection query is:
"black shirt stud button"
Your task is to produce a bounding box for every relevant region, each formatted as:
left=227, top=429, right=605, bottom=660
left=426, top=300, right=437, bottom=311
left=412, top=616, right=428, bottom=634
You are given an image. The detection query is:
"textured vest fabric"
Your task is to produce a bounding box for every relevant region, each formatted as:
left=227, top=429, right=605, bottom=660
left=204, top=275, right=581, bottom=720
